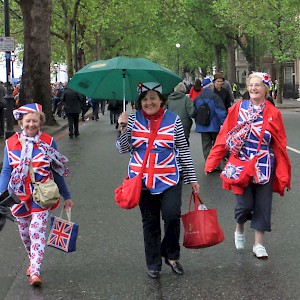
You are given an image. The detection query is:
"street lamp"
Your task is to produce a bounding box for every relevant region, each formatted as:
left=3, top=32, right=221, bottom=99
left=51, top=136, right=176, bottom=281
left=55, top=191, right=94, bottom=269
left=53, top=63, right=58, bottom=82
left=3, top=0, right=15, bottom=139
left=176, top=43, right=180, bottom=76
left=11, top=52, right=16, bottom=79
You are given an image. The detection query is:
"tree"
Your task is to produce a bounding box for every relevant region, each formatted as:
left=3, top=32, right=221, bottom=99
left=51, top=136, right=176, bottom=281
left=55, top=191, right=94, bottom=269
left=19, top=0, right=55, bottom=124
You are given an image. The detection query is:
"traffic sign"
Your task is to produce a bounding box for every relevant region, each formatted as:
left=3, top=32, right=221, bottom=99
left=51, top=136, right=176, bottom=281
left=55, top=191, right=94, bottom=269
left=0, top=37, right=15, bottom=52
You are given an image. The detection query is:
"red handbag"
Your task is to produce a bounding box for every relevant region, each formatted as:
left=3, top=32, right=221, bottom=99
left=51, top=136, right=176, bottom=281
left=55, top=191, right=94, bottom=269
left=220, top=120, right=267, bottom=187
left=220, top=154, right=258, bottom=187
left=114, top=116, right=163, bottom=209
left=181, top=193, right=224, bottom=249
left=114, top=173, right=143, bottom=209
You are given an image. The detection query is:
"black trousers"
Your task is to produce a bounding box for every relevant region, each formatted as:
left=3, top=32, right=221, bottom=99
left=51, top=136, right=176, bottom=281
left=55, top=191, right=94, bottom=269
left=67, top=113, right=79, bottom=137
left=139, top=180, right=182, bottom=271
left=201, top=132, right=218, bottom=160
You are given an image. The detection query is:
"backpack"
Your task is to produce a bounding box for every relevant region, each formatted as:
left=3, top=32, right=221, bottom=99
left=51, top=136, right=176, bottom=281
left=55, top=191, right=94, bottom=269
left=196, top=101, right=211, bottom=126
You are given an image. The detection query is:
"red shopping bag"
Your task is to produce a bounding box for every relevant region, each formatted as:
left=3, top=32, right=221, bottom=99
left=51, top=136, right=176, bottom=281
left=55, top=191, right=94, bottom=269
left=181, top=193, right=224, bottom=249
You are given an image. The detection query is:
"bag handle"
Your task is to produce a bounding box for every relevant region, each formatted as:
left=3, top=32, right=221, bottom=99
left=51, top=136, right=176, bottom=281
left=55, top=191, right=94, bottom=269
left=59, top=207, right=72, bottom=221
left=189, top=192, right=204, bottom=211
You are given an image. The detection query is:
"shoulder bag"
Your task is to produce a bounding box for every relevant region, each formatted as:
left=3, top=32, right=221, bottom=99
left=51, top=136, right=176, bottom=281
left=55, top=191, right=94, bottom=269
left=29, top=164, right=60, bottom=208
left=220, top=120, right=267, bottom=187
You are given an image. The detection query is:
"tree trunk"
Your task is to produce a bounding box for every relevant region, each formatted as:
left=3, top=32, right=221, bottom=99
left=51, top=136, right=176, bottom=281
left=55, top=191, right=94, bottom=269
left=214, top=45, right=222, bottom=72
left=19, top=0, right=55, bottom=125
left=226, top=36, right=236, bottom=84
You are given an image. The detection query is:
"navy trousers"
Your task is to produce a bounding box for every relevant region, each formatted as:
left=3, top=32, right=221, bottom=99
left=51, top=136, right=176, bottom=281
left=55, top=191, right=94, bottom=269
left=235, top=172, right=274, bottom=232
left=139, top=180, right=182, bottom=271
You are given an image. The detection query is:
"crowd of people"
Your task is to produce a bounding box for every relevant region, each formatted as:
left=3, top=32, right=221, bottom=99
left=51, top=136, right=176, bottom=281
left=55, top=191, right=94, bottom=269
left=0, top=71, right=291, bottom=286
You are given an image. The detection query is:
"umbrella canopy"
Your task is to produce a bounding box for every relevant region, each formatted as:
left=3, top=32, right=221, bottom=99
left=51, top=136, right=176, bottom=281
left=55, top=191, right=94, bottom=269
left=67, top=57, right=181, bottom=110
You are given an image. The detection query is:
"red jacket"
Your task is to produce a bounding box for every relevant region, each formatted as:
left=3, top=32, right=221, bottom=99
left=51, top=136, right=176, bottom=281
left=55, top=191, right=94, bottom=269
left=205, top=99, right=291, bottom=196
left=189, top=87, right=202, bottom=101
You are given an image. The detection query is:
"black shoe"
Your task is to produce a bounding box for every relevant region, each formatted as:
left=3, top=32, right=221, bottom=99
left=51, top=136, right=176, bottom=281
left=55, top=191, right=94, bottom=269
left=165, top=259, right=184, bottom=275
left=69, top=135, right=74, bottom=139
left=147, top=270, right=160, bottom=279
left=75, top=133, right=80, bottom=137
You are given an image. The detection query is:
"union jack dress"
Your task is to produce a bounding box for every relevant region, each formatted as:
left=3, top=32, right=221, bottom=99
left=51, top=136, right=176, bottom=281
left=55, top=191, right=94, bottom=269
left=238, top=100, right=274, bottom=184
left=5, top=133, right=60, bottom=217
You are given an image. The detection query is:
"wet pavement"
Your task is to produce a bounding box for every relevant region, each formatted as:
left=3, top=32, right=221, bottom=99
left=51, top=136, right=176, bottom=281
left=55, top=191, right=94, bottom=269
left=0, top=101, right=299, bottom=300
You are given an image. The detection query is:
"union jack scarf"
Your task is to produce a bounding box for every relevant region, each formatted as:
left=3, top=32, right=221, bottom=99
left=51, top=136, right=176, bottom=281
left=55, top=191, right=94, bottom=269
left=10, top=130, right=70, bottom=194
left=226, top=101, right=266, bottom=156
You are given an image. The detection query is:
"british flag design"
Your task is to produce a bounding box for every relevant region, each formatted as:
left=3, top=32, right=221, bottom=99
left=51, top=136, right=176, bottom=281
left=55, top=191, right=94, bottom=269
left=129, top=111, right=179, bottom=194
left=47, top=217, right=77, bottom=252
left=238, top=101, right=274, bottom=184
left=7, top=133, right=59, bottom=217
left=221, top=163, right=244, bottom=180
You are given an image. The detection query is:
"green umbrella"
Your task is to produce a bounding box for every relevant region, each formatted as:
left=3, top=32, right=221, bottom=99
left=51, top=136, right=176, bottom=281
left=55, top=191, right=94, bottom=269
left=67, top=57, right=181, bottom=111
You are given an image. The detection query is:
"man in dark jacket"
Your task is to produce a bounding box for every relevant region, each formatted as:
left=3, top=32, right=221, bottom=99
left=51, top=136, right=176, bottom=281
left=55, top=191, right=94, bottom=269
left=213, top=72, right=232, bottom=111
left=61, top=87, right=82, bottom=138
left=194, top=77, right=227, bottom=162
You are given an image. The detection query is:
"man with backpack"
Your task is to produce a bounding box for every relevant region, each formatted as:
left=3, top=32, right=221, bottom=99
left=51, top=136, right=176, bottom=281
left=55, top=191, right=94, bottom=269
left=194, top=77, right=227, bottom=163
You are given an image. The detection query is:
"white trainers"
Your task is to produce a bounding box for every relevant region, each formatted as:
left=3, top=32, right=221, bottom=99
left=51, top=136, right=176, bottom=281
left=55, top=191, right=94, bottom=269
left=253, top=243, right=268, bottom=259
left=234, top=231, right=245, bottom=250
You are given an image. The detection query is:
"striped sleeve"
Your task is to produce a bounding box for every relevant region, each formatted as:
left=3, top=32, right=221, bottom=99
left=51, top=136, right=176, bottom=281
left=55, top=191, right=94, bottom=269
left=116, top=113, right=135, bottom=153
left=174, top=117, right=198, bottom=184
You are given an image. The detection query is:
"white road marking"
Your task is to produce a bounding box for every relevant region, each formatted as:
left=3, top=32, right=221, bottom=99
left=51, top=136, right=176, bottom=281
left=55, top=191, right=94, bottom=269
left=287, top=146, right=300, bottom=154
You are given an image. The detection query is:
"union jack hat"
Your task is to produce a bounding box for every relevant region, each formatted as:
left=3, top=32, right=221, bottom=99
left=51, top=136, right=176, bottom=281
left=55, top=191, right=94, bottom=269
left=252, top=72, right=271, bottom=88
left=137, top=82, right=162, bottom=94
left=13, top=103, right=43, bottom=120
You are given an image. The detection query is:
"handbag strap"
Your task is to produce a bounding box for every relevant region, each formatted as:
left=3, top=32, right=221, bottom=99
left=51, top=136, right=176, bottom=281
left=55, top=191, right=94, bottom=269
left=189, top=192, right=204, bottom=211
left=28, top=163, right=36, bottom=183
left=256, top=117, right=268, bottom=154
left=138, top=114, right=164, bottom=173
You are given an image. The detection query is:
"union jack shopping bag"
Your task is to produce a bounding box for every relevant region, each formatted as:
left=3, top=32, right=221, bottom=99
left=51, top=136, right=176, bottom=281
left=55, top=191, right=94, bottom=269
left=47, top=208, right=78, bottom=253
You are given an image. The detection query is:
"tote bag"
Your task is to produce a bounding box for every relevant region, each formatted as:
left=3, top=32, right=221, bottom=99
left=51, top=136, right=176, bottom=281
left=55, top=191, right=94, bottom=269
left=47, top=208, right=78, bottom=253
left=181, top=193, right=224, bottom=249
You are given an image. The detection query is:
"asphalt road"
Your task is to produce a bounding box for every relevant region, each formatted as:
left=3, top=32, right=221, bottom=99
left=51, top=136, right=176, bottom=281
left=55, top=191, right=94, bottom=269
left=0, top=109, right=300, bottom=300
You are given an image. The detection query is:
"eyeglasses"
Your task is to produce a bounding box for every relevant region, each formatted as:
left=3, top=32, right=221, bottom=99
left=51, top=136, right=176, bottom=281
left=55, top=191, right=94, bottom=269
left=249, top=83, right=263, bottom=88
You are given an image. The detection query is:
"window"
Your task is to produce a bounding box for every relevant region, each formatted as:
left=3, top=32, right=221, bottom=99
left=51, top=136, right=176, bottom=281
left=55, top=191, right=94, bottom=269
left=284, top=67, right=293, bottom=84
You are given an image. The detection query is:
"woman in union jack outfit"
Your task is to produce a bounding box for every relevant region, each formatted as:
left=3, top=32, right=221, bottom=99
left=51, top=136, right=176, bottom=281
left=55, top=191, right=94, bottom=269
left=205, top=72, right=291, bottom=259
left=117, top=82, right=200, bottom=279
left=0, top=103, right=74, bottom=286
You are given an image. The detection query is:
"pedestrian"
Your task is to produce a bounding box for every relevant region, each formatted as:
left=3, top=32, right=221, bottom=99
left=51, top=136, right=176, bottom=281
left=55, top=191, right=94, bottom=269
left=0, top=81, right=6, bottom=138
left=232, top=82, right=240, bottom=99
left=0, top=103, right=74, bottom=286
left=52, top=83, right=64, bottom=116
left=273, top=79, right=279, bottom=100
left=91, top=98, right=100, bottom=121
left=166, top=82, right=195, bottom=146
left=205, top=72, right=291, bottom=259
left=80, top=95, right=88, bottom=121
left=194, top=77, right=227, bottom=163
left=61, top=87, right=82, bottom=138
left=100, top=99, right=106, bottom=115
left=117, top=82, right=200, bottom=279
left=188, top=78, right=202, bottom=101
left=213, top=72, right=232, bottom=111
left=108, top=100, right=122, bottom=128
